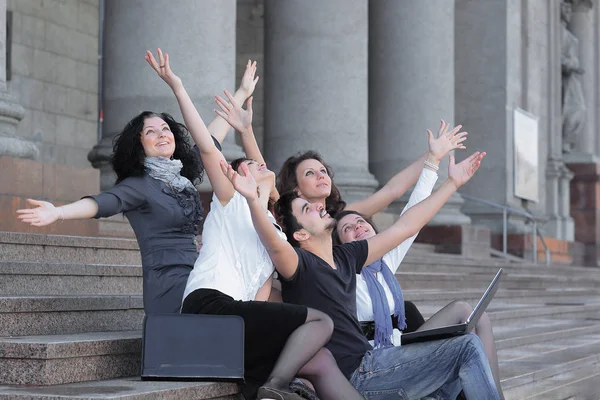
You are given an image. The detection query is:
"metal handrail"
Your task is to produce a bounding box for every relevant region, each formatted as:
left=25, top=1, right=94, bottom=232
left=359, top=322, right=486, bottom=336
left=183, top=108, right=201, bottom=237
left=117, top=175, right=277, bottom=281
left=460, top=194, right=551, bottom=266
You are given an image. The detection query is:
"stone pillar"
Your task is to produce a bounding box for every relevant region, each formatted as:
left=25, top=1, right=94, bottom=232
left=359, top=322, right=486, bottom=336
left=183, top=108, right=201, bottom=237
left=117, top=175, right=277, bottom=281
left=369, top=0, right=470, bottom=226
left=0, top=0, right=38, bottom=159
left=565, top=0, right=597, bottom=162
left=89, top=0, right=243, bottom=190
left=263, top=0, right=378, bottom=202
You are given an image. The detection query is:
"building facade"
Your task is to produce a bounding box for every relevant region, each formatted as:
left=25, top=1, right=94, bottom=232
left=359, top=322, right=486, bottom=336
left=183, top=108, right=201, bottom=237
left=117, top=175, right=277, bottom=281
left=3, top=0, right=600, bottom=265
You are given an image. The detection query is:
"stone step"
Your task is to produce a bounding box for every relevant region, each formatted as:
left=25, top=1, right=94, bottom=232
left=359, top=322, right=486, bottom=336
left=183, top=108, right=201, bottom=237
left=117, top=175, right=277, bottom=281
left=0, top=331, right=142, bottom=385
left=403, top=288, right=600, bottom=303
left=0, top=378, right=241, bottom=399
left=0, top=295, right=144, bottom=336
left=0, top=232, right=141, bottom=265
left=397, top=271, right=600, bottom=291
left=504, top=353, right=600, bottom=399
left=495, top=321, right=600, bottom=350
left=0, top=261, right=142, bottom=296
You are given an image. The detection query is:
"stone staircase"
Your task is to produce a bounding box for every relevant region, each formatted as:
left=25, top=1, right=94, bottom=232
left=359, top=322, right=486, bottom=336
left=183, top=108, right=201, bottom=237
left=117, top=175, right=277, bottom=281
left=0, top=232, right=599, bottom=399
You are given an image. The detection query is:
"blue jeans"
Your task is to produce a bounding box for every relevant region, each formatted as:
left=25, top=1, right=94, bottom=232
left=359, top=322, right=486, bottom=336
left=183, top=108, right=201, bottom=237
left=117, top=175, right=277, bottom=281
left=349, top=334, right=499, bottom=400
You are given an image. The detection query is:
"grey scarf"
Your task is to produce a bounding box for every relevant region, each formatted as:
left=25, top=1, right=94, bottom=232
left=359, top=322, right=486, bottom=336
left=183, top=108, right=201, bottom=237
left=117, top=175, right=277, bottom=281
left=144, top=157, right=195, bottom=193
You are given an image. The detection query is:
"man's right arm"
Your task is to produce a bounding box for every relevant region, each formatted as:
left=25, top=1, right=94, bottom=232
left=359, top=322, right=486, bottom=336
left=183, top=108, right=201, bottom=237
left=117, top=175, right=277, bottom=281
left=246, top=198, right=299, bottom=280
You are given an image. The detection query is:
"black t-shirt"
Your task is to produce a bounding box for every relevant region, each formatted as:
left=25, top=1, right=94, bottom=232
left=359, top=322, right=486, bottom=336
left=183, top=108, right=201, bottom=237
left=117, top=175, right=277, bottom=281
left=281, top=240, right=372, bottom=378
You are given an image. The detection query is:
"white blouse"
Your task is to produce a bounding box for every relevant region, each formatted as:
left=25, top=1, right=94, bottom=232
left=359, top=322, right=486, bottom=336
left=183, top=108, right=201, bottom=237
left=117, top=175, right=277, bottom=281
left=184, top=191, right=285, bottom=302
left=355, top=168, right=438, bottom=322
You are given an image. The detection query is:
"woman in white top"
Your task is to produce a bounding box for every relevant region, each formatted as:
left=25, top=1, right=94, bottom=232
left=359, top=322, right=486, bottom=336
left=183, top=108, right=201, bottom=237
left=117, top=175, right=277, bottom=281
left=145, top=49, right=362, bottom=400
left=333, top=183, right=505, bottom=399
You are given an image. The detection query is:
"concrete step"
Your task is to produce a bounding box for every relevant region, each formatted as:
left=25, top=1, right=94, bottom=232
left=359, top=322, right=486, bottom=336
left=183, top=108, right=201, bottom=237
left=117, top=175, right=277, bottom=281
left=0, top=378, right=241, bottom=399
left=0, top=232, right=141, bottom=265
left=0, top=261, right=142, bottom=296
left=403, top=288, right=600, bottom=303
left=0, top=331, right=142, bottom=385
left=0, top=295, right=143, bottom=336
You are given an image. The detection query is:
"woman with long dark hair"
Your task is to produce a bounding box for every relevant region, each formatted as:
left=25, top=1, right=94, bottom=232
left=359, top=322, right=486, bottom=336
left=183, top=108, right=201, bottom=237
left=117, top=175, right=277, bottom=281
left=145, top=48, right=362, bottom=400
left=16, top=60, right=261, bottom=315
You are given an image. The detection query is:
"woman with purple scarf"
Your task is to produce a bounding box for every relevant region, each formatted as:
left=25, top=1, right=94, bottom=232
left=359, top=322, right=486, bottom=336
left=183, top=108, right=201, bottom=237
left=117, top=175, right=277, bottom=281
left=333, top=192, right=505, bottom=398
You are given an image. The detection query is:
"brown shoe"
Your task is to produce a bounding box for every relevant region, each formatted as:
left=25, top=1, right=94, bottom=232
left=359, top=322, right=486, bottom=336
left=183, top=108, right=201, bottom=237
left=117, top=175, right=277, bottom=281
left=257, top=386, right=305, bottom=400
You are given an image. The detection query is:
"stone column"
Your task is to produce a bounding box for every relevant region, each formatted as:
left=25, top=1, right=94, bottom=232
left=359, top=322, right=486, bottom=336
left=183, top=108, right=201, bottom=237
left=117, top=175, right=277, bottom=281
left=263, top=0, right=378, bottom=202
left=369, top=0, right=470, bottom=226
left=0, top=0, right=38, bottom=159
left=565, top=0, right=597, bottom=162
left=89, top=0, right=243, bottom=190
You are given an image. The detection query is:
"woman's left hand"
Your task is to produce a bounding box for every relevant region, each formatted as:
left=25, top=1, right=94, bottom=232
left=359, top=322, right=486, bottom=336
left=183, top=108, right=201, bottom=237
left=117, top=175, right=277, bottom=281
left=215, top=90, right=253, bottom=133
left=145, top=48, right=183, bottom=92
left=427, top=120, right=468, bottom=162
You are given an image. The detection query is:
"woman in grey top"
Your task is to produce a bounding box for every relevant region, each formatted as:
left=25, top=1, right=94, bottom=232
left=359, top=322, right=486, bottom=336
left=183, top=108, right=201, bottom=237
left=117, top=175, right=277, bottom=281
left=16, top=62, right=260, bottom=315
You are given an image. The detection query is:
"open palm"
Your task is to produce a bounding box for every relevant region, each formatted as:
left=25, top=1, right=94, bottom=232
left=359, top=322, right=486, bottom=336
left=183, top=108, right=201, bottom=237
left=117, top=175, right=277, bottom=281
left=220, top=161, right=258, bottom=200
left=448, top=151, right=486, bottom=188
left=145, top=48, right=182, bottom=91
left=16, top=199, right=59, bottom=226
left=238, top=59, right=259, bottom=99
left=215, top=90, right=253, bottom=133
left=428, top=120, right=468, bottom=161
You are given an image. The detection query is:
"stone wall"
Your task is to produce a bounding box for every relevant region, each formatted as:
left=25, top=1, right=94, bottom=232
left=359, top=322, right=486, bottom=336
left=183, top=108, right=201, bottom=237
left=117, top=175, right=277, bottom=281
left=8, top=0, right=99, bottom=169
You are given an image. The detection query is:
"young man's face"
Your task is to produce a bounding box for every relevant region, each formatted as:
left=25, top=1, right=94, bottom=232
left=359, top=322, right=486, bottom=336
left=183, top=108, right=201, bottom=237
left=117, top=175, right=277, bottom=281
left=290, top=198, right=336, bottom=238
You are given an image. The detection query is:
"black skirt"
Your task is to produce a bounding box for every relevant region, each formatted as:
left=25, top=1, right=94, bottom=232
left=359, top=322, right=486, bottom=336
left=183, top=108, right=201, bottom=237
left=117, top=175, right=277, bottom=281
left=182, top=288, right=308, bottom=398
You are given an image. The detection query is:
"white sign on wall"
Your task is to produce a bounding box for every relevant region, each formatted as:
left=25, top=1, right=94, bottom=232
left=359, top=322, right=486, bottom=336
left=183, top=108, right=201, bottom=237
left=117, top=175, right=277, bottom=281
left=513, top=108, right=539, bottom=202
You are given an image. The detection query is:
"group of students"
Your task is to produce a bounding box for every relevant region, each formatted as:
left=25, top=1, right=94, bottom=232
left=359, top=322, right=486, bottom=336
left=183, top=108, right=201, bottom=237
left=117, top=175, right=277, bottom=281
left=17, top=49, right=503, bottom=400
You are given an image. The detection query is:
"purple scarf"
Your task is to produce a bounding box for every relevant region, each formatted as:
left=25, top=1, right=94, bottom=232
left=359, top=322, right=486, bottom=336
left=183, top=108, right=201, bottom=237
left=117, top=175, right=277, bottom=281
left=362, top=258, right=406, bottom=348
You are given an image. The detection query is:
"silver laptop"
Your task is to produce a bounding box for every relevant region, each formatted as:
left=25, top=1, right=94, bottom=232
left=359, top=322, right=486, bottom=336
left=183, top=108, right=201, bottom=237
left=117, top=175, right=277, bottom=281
left=401, top=268, right=503, bottom=345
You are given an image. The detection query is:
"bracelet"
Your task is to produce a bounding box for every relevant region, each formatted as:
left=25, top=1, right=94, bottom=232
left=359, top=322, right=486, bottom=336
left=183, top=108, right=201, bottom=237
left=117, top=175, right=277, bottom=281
left=424, top=160, right=439, bottom=171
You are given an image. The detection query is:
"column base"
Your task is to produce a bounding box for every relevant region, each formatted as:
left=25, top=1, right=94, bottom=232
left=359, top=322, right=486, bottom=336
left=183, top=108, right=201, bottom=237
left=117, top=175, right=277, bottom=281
left=490, top=234, right=581, bottom=265
left=416, top=224, right=491, bottom=258
left=0, top=156, right=100, bottom=236
left=567, top=162, right=600, bottom=267
left=331, top=168, right=380, bottom=204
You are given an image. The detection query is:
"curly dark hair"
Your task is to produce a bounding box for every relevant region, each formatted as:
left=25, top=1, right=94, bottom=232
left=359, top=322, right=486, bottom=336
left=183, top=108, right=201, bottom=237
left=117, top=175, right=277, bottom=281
left=332, top=210, right=379, bottom=246
left=110, top=111, right=203, bottom=184
left=276, top=150, right=346, bottom=218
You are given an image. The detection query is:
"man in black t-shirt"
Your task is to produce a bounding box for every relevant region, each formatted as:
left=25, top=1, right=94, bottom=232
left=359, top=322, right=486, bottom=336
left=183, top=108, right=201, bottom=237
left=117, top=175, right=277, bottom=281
left=223, top=152, right=500, bottom=399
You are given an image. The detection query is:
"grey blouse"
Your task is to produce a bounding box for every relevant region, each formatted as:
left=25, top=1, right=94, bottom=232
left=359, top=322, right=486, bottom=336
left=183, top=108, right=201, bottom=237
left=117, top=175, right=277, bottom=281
left=87, top=174, right=203, bottom=314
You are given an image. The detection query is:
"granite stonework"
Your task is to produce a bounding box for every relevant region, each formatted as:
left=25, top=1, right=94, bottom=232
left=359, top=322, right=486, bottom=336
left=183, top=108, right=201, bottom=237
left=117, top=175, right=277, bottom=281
left=0, top=261, right=142, bottom=296
left=568, top=162, right=600, bottom=266
left=0, top=295, right=144, bottom=336
left=0, top=331, right=142, bottom=384
left=0, top=378, right=242, bottom=400
left=0, top=232, right=141, bottom=264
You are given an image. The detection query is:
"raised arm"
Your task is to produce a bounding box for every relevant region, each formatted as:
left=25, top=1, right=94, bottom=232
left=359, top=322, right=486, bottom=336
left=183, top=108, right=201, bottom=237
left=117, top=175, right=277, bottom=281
left=17, top=198, right=98, bottom=226
left=364, top=151, right=485, bottom=266
left=207, top=60, right=259, bottom=144
left=346, top=120, right=467, bottom=217
left=220, top=161, right=299, bottom=279
left=215, top=90, right=279, bottom=201
left=145, top=48, right=234, bottom=205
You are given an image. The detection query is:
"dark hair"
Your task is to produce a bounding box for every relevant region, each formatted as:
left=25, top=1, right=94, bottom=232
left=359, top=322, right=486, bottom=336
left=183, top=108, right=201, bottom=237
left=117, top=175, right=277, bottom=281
left=230, top=157, right=251, bottom=173
left=274, top=191, right=304, bottom=247
left=276, top=150, right=346, bottom=217
left=111, top=111, right=203, bottom=184
left=332, top=210, right=379, bottom=246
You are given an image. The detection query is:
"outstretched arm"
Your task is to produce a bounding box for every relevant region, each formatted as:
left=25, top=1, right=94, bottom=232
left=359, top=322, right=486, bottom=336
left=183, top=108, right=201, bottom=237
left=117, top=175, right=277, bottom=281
left=364, top=151, right=485, bottom=266
left=215, top=90, right=279, bottom=201
left=346, top=121, right=467, bottom=217
left=207, top=60, right=259, bottom=144
left=145, top=48, right=234, bottom=205
left=17, top=198, right=98, bottom=226
left=220, top=161, right=299, bottom=279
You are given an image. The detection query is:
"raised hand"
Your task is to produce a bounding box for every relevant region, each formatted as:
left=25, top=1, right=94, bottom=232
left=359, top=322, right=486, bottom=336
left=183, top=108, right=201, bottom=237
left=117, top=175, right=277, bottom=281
left=215, top=90, right=253, bottom=133
left=448, top=151, right=485, bottom=188
left=144, top=48, right=182, bottom=92
left=427, top=120, right=468, bottom=162
left=16, top=199, right=61, bottom=226
left=220, top=160, right=258, bottom=201
left=238, top=59, right=259, bottom=99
